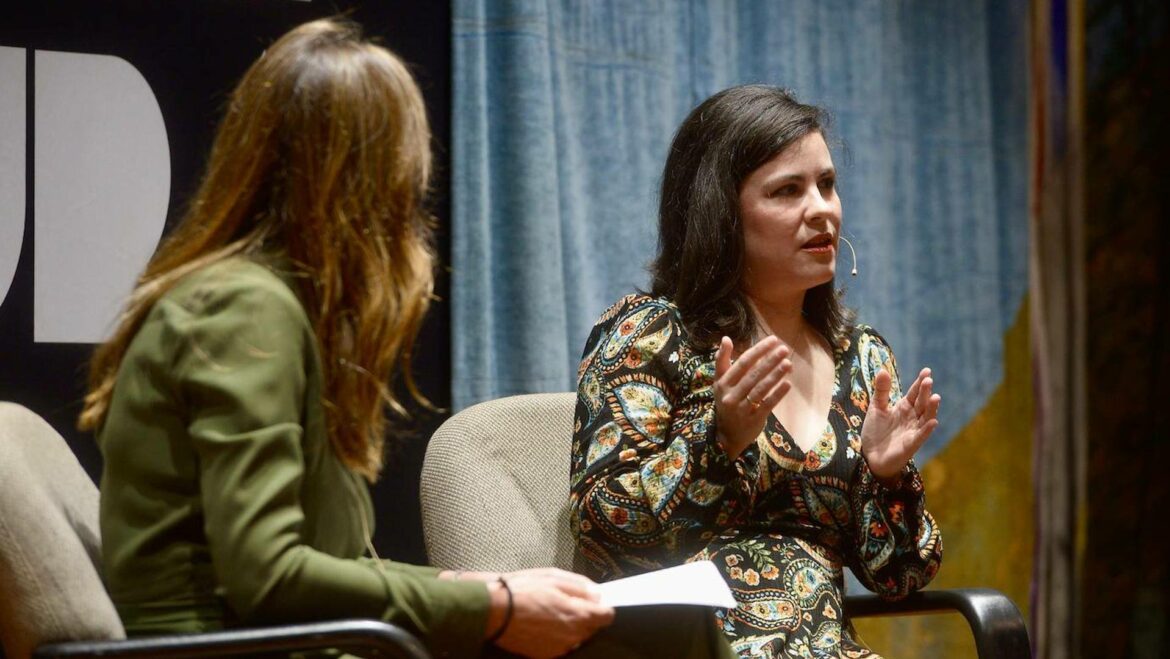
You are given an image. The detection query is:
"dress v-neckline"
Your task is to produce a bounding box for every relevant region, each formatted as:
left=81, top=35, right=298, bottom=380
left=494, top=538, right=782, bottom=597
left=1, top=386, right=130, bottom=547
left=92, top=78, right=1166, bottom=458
left=766, top=333, right=848, bottom=461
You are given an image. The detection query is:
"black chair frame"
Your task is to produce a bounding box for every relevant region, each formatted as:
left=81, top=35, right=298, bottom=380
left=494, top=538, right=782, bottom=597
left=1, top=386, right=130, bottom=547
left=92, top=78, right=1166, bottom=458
left=33, top=619, right=429, bottom=659
left=30, top=591, right=1028, bottom=659
left=846, top=588, right=1031, bottom=659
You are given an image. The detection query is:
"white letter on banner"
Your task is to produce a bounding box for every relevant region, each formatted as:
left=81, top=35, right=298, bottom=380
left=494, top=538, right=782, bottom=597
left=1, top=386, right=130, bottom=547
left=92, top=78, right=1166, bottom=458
left=34, top=50, right=170, bottom=343
left=0, top=47, right=25, bottom=310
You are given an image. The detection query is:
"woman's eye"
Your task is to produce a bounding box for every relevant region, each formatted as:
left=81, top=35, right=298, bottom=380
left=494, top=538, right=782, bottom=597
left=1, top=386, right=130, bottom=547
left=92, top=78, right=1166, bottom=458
left=819, top=177, right=836, bottom=192
left=772, top=185, right=798, bottom=197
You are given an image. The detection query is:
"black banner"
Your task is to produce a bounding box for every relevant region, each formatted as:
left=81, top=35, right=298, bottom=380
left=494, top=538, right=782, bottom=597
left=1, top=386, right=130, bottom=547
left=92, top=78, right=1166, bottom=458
left=0, top=0, right=452, bottom=564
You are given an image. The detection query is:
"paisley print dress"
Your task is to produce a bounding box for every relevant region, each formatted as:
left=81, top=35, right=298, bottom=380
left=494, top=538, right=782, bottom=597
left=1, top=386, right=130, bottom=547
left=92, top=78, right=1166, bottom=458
left=570, top=295, right=942, bottom=658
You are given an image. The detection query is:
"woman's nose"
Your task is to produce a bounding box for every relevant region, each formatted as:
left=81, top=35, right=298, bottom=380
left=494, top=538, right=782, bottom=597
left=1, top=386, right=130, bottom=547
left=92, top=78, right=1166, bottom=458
left=806, top=186, right=837, bottom=218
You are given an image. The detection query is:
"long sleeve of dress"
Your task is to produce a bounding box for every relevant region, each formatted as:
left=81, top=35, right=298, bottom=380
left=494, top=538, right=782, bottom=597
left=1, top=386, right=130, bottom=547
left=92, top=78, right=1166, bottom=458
left=171, top=274, right=489, bottom=657
left=570, top=295, right=758, bottom=580
left=844, top=329, right=943, bottom=599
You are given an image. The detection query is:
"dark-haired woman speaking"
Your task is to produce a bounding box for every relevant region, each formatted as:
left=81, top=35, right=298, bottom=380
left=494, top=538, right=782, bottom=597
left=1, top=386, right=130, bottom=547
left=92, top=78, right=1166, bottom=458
left=570, top=86, right=943, bottom=657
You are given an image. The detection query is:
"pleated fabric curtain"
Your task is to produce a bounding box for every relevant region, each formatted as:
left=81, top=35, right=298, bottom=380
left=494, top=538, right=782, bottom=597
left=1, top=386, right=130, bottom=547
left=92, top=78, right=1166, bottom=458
left=450, top=0, right=1028, bottom=467
left=451, top=3, right=1034, bottom=655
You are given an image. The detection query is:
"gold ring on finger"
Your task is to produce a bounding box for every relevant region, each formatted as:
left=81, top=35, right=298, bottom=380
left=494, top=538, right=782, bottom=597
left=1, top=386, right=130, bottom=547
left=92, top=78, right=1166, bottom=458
left=745, top=395, right=761, bottom=412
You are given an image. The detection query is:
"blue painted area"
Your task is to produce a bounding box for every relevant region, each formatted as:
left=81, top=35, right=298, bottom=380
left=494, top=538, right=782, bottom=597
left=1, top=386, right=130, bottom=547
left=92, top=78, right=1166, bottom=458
left=452, top=0, right=1029, bottom=461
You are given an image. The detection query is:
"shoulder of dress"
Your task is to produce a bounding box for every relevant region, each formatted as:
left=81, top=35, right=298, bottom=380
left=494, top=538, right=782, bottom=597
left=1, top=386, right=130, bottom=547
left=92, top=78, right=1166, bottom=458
left=845, top=324, right=898, bottom=361
left=594, top=293, right=681, bottom=326
left=852, top=323, right=889, bottom=344
left=163, top=257, right=306, bottom=320
left=607, top=296, right=713, bottom=365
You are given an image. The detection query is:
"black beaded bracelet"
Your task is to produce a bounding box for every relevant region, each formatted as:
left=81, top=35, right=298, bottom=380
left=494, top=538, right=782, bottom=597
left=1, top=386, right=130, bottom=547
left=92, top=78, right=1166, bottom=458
left=486, top=576, right=513, bottom=644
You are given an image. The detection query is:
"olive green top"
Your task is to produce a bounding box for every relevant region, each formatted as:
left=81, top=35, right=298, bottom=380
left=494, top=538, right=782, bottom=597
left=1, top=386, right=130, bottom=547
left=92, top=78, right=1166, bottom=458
left=97, top=257, right=489, bottom=657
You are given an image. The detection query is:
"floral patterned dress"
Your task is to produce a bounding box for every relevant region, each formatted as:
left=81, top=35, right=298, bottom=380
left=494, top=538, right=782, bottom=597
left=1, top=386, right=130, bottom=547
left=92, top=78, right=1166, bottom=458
left=570, top=294, right=943, bottom=658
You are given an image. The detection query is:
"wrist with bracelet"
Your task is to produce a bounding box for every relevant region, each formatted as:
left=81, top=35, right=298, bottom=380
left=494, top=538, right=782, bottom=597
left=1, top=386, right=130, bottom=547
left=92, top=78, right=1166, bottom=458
left=486, top=575, right=513, bottom=645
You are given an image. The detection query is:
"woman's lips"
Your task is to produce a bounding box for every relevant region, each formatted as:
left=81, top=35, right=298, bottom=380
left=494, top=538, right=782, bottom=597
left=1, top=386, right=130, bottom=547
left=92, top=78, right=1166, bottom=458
left=802, top=244, right=834, bottom=254
left=801, top=234, right=834, bottom=253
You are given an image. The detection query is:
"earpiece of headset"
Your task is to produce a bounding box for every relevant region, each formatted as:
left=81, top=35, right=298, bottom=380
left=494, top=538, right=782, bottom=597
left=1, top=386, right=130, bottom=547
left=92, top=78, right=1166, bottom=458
left=839, top=236, right=858, bottom=277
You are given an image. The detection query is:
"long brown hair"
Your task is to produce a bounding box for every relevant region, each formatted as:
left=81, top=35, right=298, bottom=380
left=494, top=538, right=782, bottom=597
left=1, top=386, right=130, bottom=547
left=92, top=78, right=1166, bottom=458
left=79, top=18, right=435, bottom=481
left=650, top=85, right=853, bottom=349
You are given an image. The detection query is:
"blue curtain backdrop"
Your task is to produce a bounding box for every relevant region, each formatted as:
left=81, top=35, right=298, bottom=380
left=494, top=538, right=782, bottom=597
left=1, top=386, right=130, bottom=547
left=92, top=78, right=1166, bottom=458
left=451, top=0, right=1027, bottom=462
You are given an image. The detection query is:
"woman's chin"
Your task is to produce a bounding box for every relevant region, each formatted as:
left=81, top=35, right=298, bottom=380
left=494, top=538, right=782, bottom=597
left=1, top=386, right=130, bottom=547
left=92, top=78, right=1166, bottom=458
left=805, top=267, right=837, bottom=288
left=742, top=269, right=836, bottom=302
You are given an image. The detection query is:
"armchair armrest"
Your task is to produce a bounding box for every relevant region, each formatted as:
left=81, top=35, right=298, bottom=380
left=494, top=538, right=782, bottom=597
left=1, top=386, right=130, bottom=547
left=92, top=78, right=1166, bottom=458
left=845, top=588, right=1030, bottom=659
left=33, top=619, right=429, bottom=659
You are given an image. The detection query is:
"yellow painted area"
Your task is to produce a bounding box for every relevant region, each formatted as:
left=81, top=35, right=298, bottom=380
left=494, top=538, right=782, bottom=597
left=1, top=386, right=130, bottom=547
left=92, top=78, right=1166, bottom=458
left=853, top=301, right=1034, bottom=657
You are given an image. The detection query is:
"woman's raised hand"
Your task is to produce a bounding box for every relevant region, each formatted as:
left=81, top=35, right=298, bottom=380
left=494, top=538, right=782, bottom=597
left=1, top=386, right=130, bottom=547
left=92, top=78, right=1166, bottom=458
left=488, top=567, right=614, bottom=658
left=860, top=367, right=941, bottom=482
left=714, top=335, right=793, bottom=460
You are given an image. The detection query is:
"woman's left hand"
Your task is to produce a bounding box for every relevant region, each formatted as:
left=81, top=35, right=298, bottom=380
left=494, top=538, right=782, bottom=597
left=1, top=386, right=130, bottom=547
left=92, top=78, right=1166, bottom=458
left=860, top=367, right=941, bottom=482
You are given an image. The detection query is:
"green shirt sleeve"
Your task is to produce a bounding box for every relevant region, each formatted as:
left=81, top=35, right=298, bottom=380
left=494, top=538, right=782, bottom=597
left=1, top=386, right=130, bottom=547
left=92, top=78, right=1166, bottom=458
left=377, top=560, right=444, bottom=578
left=171, top=271, right=489, bottom=657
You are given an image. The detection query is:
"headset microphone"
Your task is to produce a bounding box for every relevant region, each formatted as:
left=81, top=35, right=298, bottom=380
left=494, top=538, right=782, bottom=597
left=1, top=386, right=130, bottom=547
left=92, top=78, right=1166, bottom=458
left=839, top=236, right=858, bottom=277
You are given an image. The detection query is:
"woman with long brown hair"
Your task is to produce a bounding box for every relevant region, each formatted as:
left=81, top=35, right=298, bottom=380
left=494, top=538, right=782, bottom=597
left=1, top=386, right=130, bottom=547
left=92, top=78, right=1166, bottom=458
left=81, top=18, right=621, bottom=658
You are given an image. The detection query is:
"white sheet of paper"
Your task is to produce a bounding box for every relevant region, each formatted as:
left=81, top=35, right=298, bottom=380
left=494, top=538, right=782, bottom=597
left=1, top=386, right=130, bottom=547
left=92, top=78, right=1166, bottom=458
left=596, top=560, right=737, bottom=609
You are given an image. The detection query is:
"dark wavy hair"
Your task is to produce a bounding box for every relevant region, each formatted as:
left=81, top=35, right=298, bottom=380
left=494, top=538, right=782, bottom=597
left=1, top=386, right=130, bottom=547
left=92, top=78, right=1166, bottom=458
left=649, top=85, right=853, bottom=349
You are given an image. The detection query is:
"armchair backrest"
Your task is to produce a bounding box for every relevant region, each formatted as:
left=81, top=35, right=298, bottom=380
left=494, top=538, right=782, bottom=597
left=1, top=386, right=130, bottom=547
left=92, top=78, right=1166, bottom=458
left=420, top=393, right=577, bottom=572
left=0, top=402, right=125, bottom=658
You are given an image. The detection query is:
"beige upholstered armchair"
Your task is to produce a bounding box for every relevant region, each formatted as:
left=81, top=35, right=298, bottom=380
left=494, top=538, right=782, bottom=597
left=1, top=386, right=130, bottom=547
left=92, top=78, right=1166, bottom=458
left=0, top=402, right=427, bottom=659
left=420, top=393, right=1031, bottom=659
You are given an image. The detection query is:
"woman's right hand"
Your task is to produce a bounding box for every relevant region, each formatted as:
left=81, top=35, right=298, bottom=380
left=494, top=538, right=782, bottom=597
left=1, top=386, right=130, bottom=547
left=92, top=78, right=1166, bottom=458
left=486, top=567, right=614, bottom=658
left=714, top=335, right=793, bottom=459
